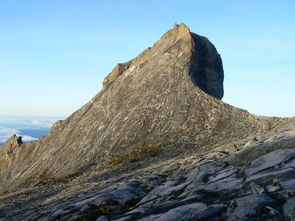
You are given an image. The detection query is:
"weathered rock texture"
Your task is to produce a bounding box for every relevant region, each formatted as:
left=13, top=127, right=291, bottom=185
left=103, top=24, right=224, bottom=99
left=1, top=127, right=295, bottom=221
left=0, top=24, right=294, bottom=220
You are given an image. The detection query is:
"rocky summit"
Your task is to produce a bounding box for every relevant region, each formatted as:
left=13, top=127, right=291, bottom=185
left=0, top=24, right=295, bottom=221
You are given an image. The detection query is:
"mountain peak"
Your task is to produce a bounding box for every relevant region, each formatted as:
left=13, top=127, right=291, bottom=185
left=173, top=23, right=190, bottom=31
left=165, top=23, right=191, bottom=37
left=103, top=23, right=224, bottom=99
left=1, top=24, right=295, bottom=221
left=0, top=24, right=280, bottom=194
left=102, top=24, right=191, bottom=89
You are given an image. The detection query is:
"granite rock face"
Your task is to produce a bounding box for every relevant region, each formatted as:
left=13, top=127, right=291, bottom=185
left=1, top=132, right=295, bottom=221
left=0, top=24, right=294, bottom=220
left=0, top=23, right=267, bottom=194
left=103, top=24, right=224, bottom=99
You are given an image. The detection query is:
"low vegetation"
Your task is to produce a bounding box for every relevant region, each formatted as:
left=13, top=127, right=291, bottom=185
left=100, top=144, right=162, bottom=170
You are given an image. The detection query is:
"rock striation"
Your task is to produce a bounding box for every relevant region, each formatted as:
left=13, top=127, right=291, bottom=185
left=103, top=24, right=224, bottom=99
left=0, top=23, right=291, bottom=193
left=0, top=24, right=294, bottom=221
left=0, top=23, right=253, bottom=194
left=1, top=128, right=295, bottom=220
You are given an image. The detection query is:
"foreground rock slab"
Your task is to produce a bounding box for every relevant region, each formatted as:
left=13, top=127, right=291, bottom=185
left=1, top=135, right=294, bottom=220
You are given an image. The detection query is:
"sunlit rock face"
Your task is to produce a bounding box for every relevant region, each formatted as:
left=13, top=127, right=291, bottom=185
left=1, top=23, right=295, bottom=221
left=0, top=24, right=291, bottom=197
left=103, top=24, right=224, bottom=99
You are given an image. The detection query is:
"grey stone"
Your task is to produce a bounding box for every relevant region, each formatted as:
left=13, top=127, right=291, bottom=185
left=112, top=216, right=133, bottom=221
left=50, top=208, right=68, bottom=217
left=245, top=168, right=295, bottom=185
left=79, top=204, right=98, bottom=213
left=224, top=136, right=295, bottom=166
left=160, top=183, right=187, bottom=197
left=249, top=182, right=265, bottom=194
left=244, top=148, right=295, bottom=176
left=137, top=213, right=163, bottom=221
left=207, top=166, right=238, bottom=183
left=227, top=193, right=275, bottom=220
left=265, top=206, right=281, bottom=217
left=205, top=176, right=244, bottom=196
left=96, top=216, right=109, bottom=221
left=138, top=203, right=225, bottom=221
left=90, top=183, right=144, bottom=208
left=282, top=158, right=295, bottom=169
left=283, top=197, right=295, bottom=220
left=281, top=179, right=295, bottom=192
left=125, top=207, right=151, bottom=216
left=185, top=161, right=225, bottom=187
left=266, top=184, right=281, bottom=193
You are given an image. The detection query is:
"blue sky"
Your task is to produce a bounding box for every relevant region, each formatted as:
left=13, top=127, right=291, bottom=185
left=0, top=0, right=294, bottom=117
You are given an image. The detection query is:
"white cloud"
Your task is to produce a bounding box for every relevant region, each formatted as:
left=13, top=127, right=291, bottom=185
left=27, top=120, right=54, bottom=128
left=0, top=128, right=38, bottom=144
left=21, top=135, right=38, bottom=142
left=0, top=128, right=18, bottom=144
left=0, top=118, right=57, bottom=145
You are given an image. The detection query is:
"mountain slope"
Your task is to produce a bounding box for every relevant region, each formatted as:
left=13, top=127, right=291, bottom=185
left=0, top=24, right=293, bottom=195
left=1, top=122, right=295, bottom=220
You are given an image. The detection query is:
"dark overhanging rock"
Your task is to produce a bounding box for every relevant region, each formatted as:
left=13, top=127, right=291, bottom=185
left=189, top=32, right=224, bottom=99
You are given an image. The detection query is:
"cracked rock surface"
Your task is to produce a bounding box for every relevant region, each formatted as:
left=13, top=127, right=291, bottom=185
left=0, top=24, right=295, bottom=220
left=0, top=131, right=295, bottom=220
